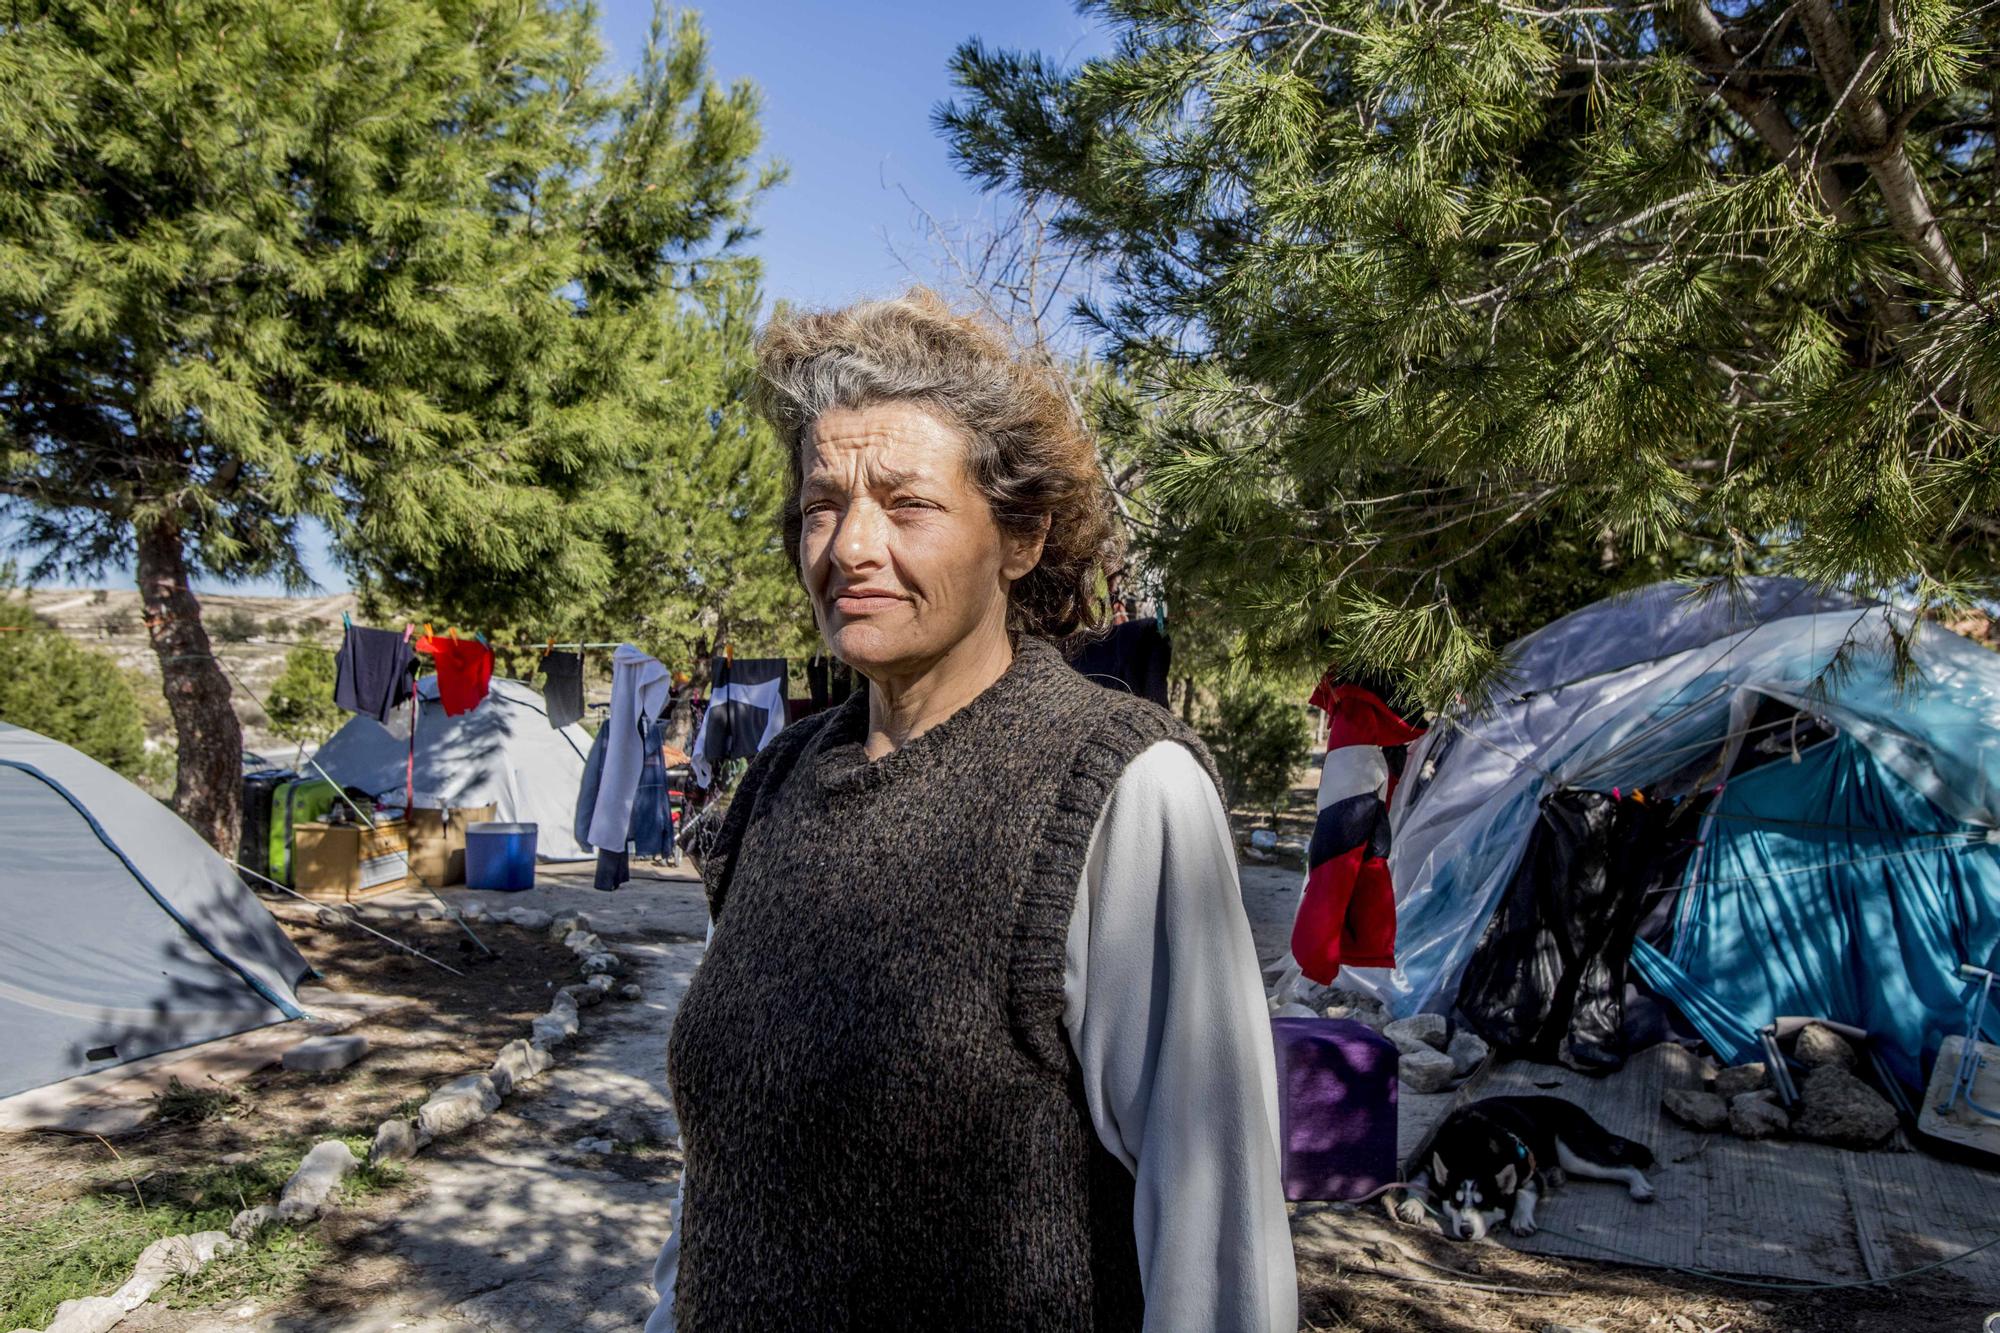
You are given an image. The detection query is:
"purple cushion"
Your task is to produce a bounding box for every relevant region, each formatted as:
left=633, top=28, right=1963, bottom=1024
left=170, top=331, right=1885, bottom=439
left=1271, top=1017, right=1399, bottom=1201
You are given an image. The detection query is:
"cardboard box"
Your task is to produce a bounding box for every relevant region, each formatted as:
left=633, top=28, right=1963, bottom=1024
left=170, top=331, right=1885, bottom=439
left=406, top=805, right=496, bottom=888
left=294, top=819, right=410, bottom=902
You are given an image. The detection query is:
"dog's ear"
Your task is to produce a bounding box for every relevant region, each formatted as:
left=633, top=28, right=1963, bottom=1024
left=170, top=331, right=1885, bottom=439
left=1429, top=1152, right=1449, bottom=1185
left=1495, top=1163, right=1517, bottom=1195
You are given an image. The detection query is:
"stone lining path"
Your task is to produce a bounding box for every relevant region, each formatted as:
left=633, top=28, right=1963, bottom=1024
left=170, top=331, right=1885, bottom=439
left=154, top=864, right=709, bottom=1333
left=141, top=859, right=1298, bottom=1333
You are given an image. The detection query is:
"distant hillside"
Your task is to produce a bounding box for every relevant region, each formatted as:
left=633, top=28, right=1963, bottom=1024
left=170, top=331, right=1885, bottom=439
left=26, top=588, right=357, bottom=767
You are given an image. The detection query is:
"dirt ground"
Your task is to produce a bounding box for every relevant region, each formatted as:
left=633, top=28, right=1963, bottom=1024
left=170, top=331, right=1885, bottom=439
left=0, top=905, right=579, bottom=1324
left=10, top=867, right=1996, bottom=1331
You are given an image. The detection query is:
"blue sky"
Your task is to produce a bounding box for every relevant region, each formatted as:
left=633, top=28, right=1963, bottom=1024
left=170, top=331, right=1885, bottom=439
left=31, top=1, right=1106, bottom=596
left=630, top=0, right=1108, bottom=310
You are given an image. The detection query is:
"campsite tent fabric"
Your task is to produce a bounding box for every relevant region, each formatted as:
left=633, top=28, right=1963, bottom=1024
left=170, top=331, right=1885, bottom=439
left=0, top=723, right=309, bottom=1100
left=1351, top=579, right=2000, bottom=1090
left=1629, top=735, right=2000, bottom=1091
left=312, top=676, right=593, bottom=860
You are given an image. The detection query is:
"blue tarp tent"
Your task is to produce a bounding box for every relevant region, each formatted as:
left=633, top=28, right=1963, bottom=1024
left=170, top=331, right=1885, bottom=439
left=1343, top=579, right=2000, bottom=1092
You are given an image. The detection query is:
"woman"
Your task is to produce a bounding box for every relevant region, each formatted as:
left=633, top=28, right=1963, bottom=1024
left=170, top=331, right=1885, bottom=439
left=648, top=290, right=1295, bottom=1332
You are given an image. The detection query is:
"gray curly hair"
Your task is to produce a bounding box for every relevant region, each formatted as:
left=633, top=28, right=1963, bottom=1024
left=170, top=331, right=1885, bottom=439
left=754, top=287, right=1121, bottom=641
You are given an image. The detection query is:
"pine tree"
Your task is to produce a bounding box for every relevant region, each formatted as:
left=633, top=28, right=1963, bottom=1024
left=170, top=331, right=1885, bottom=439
left=940, top=1, right=2000, bottom=707
left=265, top=643, right=339, bottom=748
left=0, top=1, right=776, bottom=851
left=0, top=591, right=148, bottom=778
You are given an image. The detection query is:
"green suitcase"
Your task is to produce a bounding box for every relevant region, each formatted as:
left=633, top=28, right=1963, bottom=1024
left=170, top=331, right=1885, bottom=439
left=269, top=777, right=340, bottom=886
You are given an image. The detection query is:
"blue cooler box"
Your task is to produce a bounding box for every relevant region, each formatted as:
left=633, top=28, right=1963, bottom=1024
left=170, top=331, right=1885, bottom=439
left=465, top=821, right=538, bottom=892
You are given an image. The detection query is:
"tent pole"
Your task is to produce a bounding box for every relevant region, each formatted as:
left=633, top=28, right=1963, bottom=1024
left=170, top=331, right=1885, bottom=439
left=232, top=860, right=465, bottom=978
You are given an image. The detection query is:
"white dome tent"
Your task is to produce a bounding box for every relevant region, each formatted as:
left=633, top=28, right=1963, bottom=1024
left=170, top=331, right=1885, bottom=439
left=312, top=676, right=593, bottom=860
left=0, top=723, right=311, bottom=1100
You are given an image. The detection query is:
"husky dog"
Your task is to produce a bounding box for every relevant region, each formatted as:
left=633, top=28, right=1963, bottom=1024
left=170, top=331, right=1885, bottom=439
left=1393, top=1095, right=1655, bottom=1240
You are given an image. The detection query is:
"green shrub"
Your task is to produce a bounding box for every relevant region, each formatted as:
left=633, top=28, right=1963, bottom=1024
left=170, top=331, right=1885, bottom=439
left=0, top=597, right=148, bottom=778
left=211, top=607, right=259, bottom=643
left=1198, top=676, right=1313, bottom=821
left=266, top=644, right=339, bottom=745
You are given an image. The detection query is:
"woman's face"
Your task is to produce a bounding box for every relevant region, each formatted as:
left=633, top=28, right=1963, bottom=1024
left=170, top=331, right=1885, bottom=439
left=799, top=400, right=1042, bottom=678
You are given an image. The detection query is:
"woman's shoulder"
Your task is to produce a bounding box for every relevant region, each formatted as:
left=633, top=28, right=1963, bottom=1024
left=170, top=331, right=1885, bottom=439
left=1063, top=682, right=1224, bottom=807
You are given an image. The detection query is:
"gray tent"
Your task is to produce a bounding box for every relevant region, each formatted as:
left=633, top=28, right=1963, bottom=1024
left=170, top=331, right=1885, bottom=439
left=312, top=676, right=593, bottom=860
left=0, top=722, right=310, bottom=1100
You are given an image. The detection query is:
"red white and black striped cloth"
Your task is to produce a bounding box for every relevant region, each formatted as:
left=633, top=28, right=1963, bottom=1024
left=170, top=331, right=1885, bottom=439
left=1290, top=675, right=1425, bottom=984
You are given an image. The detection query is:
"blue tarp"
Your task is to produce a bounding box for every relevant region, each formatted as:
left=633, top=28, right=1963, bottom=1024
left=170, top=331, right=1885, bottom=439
left=1630, top=736, right=2000, bottom=1091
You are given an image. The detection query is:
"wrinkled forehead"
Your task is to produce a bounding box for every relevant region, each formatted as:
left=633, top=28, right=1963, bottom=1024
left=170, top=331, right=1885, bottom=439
left=802, top=401, right=970, bottom=488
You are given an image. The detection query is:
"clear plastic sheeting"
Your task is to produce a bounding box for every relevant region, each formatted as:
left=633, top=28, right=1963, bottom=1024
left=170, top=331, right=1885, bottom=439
left=1492, top=577, right=1862, bottom=701
left=1346, top=578, right=2000, bottom=1020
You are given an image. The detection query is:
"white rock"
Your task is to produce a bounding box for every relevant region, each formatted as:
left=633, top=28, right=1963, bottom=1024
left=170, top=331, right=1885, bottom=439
left=1398, top=1047, right=1458, bottom=1095
left=580, top=951, right=624, bottom=977
left=1323, top=992, right=1391, bottom=1031
left=1446, top=1029, right=1489, bottom=1076
left=490, top=1037, right=555, bottom=1094
left=574, top=1136, right=614, bottom=1155
left=227, top=1204, right=274, bottom=1240
left=1382, top=1014, right=1449, bottom=1055
left=1728, top=1090, right=1790, bottom=1139
left=550, top=911, right=592, bottom=940
left=415, top=906, right=443, bottom=921
left=1713, top=1062, right=1768, bottom=1099
left=281, top=1033, right=370, bottom=1073
left=43, top=1294, right=131, bottom=1333
left=459, top=900, right=489, bottom=919
left=584, top=974, right=617, bottom=996
left=563, top=929, right=603, bottom=955
left=1662, top=1089, right=1729, bottom=1132
left=1249, top=829, right=1279, bottom=851
left=504, top=908, right=554, bottom=932
left=616, top=983, right=644, bottom=1002
left=559, top=982, right=604, bottom=1009
left=531, top=1008, right=580, bottom=1049
left=1794, top=1065, right=1897, bottom=1146
left=1794, top=1022, right=1859, bottom=1071
left=274, top=1140, right=358, bottom=1222
left=43, top=1231, right=240, bottom=1333
left=370, top=1118, right=419, bottom=1164
left=417, top=1073, right=502, bottom=1142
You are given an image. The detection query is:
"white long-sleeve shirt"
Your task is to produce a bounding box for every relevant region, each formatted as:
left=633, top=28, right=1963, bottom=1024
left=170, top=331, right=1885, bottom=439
left=646, top=739, right=1297, bottom=1333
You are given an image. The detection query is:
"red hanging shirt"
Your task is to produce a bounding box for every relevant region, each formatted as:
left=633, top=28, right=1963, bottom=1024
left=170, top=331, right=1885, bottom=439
left=413, top=635, right=493, bottom=717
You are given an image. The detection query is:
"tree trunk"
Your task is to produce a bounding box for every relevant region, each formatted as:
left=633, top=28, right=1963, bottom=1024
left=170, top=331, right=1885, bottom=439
left=136, top=516, right=242, bottom=857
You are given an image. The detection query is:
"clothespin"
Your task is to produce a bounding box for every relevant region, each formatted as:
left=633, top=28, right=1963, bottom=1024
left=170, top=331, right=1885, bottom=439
left=1155, top=598, right=1167, bottom=634
left=723, top=642, right=734, bottom=665
left=544, top=636, right=555, bottom=658
left=342, top=611, right=352, bottom=630
left=473, top=630, right=487, bottom=646
left=403, top=623, right=415, bottom=642
left=448, top=626, right=459, bottom=641
left=423, top=622, right=434, bottom=640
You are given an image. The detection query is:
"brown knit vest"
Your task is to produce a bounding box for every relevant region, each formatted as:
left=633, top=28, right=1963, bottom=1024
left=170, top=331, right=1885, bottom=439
left=666, top=637, right=1220, bottom=1332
